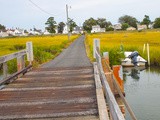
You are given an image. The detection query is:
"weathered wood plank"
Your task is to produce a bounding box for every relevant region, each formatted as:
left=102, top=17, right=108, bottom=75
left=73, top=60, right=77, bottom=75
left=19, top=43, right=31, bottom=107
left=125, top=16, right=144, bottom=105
left=95, top=48, right=125, bottom=120
left=0, top=50, right=26, bottom=64
left=93, top=62, right=109, bottom=120
left=3, top=62, right=8, bottom=79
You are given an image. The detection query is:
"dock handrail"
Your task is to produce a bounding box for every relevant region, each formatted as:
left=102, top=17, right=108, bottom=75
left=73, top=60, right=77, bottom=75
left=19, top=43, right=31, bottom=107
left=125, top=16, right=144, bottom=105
left=93, top=39, right=137, bottom=120
left=95, top=48, right=125, bottom=120
left=0, top=42, right=33, bottom=85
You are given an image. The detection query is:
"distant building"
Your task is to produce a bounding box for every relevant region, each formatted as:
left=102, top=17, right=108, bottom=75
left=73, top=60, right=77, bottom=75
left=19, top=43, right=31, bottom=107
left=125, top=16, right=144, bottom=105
left=127, top=27, right=136, bottom=31
left=0, top=31, right=9, bottom=37
left=63, top=25, right=69, bottom=34
left=148, top=23, right=154, bottom=29
left=137, top=24, right=147, bottom=31
left=28, top=28, right=42, bottom=35
left=72, top=26, right=83, bottom=34
left=7, top=28, right=27, bottom=36
left=112, top=24, right=122, bottom=31
left=91, top=25, right=105, bottom=33
left=43, top=29, right=50, bottom=35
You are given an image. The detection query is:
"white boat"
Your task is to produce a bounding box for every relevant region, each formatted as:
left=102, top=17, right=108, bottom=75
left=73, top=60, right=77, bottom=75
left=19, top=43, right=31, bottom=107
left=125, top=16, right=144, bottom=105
left=121, top=52, right=147, bottom=67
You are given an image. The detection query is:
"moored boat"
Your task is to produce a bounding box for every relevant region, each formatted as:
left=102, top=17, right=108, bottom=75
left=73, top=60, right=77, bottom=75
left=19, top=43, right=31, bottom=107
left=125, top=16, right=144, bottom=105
left=121, top=52, right=147, bottom=67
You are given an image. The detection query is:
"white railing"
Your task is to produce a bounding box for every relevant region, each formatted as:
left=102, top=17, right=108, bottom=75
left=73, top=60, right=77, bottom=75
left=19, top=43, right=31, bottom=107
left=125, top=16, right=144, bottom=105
left=94, top=39, right=125, bottom=120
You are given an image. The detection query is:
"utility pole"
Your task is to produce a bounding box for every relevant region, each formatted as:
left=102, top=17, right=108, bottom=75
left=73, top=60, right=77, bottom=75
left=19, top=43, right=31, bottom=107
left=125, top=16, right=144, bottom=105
left=66, top=4, right=70, bottom=41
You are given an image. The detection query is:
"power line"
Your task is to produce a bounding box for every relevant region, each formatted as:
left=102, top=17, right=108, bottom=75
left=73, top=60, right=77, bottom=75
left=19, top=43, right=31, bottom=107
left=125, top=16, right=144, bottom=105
left=28, top=0, right=64, bottom=16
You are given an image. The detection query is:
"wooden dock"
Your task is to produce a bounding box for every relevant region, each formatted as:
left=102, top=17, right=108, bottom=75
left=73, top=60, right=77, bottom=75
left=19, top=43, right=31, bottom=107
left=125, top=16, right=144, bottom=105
left=0, top=67, right=100, bottom=119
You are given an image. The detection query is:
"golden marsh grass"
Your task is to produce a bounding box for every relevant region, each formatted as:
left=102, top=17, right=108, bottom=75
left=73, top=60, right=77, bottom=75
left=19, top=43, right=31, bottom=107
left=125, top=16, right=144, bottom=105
left=86, top=30, right=160, bottom=66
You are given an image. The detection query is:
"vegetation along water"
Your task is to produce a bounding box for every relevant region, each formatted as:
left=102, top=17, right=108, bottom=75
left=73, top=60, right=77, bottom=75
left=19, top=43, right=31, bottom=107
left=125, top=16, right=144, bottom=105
left=0, top=35, right=79, bottom=73
left=85, top=30, right=160, bottom=67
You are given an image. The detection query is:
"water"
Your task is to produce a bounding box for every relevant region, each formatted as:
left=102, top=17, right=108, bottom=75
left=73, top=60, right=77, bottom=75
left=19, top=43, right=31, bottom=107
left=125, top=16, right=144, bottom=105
left=124, top=67, right=160, bottom=120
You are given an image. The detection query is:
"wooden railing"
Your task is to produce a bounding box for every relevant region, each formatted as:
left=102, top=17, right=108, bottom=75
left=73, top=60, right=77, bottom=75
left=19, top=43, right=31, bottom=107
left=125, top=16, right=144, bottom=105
left=93, top=39, right=137, bottom=120
left=93, top=39, right=125, bottom=120
left=0, top=42, right=33, bottom=85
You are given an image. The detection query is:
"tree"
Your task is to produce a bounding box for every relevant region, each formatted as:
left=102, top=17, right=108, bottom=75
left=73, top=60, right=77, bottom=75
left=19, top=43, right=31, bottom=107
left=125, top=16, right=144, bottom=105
left=141, top=15, right=151, bottom=28
left=58, top=22, right=65, bottom=33
left=68, top=18, right=77, bottom=32
left=153, top=17, right=160, bottom=28
left=0, top=24, right=6, bottom=31
left=118, top=15, right=138, bottom=28
left=96, top=18, right=112, bottom=28
left=121, top=23, right=129, bottom=30
left=45, top=17, right=57, bottom=33
left=83, top=17, right=97, bottom=32
left=106, top=27, right=114, bottom=31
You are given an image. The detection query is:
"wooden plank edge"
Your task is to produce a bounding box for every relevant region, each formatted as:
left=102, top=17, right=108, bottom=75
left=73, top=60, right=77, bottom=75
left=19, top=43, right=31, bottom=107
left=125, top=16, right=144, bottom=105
left=93, top=62, right=109, bottom=120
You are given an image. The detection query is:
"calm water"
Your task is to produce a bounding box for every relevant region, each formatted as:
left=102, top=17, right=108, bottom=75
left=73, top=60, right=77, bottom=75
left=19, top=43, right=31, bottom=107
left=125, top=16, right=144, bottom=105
left=124, top=67, right=160, bottom=120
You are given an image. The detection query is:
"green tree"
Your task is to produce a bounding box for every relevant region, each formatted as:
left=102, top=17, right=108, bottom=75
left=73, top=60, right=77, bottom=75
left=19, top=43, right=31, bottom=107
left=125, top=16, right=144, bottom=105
left=153, top=17, right=160, bottom=28
left=45, top=17, right=57, bottom=33
left=96, top=18, right=112, bottom=28
left=121, top=23, right=129, bottom=30
left=0, top=24, right=6, bottom=31
left=118, top=15, right=138, bottom=28
left=83, top=17, right=97, bottom=32
left=141, top=15, right=151, bottom=28
left=58, top=22, right=65, bottom=33
left=68, top=18, right=77, bottom=32
left=106, top=27, right=114, bottom=31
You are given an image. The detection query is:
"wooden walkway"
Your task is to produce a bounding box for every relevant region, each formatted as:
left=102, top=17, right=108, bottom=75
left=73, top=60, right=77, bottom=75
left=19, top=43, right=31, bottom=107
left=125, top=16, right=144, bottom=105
left=0, top=67, right=99, bottom=119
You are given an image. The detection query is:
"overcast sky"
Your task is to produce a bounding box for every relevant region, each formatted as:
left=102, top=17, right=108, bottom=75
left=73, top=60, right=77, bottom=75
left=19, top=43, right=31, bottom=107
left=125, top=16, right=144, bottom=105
left=0, top=0, right=160, bottom=30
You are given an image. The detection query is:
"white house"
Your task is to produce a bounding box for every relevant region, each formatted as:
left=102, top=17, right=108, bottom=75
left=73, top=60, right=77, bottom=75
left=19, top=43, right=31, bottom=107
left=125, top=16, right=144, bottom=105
left=137, top=24, right=147, bottom=31
left=127, top=27, right=136, bottom=31
left=0, top=31, right=9, bottom=37
left=148, top=23, right=154, bottom=29
left=112, top=24, right=122, bottom=31
left=91, top=25, right=105, bottom=33
left=28, top=29, right=42, bottom=35
left=7, top=28, right=27, bottom=36
left=6, top=29, right=14, bottom=36
left=72, top=26, right=83, bottom=34
left=63, top=25, right=69, bottom=34
left=43, top=29, right=50, bottom=35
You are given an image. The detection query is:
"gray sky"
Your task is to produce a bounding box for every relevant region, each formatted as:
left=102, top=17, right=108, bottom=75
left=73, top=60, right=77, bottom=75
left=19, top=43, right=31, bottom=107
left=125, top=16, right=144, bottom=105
left=0, top=0, right=160, bottom=30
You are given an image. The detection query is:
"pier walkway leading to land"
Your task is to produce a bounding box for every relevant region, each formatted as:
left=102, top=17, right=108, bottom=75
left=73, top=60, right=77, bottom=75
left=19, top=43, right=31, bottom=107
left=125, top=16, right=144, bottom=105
left=0, top=36, right=101, bottom=120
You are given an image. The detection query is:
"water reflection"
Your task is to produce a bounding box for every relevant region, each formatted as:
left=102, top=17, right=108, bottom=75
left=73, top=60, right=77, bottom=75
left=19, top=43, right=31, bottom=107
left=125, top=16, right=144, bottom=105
left=124, top=66, right=160, bottom=120
left=123, top=66, right=146, bottom=80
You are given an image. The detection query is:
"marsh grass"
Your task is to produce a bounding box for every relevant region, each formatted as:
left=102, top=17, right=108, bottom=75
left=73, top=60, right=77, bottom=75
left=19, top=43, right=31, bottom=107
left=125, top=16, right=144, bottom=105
left=0, top=35, right=79, bottom=72
left=86, top=30, right=160, bottom=66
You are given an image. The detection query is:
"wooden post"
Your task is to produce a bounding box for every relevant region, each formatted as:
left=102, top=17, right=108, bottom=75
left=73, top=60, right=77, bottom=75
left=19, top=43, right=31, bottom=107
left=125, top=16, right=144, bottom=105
left=143, top=44, right=146, bottom=54
left=93, top=39, right=100, bottom=58
left=17, top=55, right=25, bottom=72
left=26, top=42, right=33, bottom=65
left=147, top=43, right=150, bottom=66
left=3, top=62, right=8, bottom=79
left=103, top=52, right=109, bottom=65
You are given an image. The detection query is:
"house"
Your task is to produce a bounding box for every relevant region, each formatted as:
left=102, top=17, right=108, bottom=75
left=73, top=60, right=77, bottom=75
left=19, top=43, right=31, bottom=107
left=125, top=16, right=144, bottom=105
left=0, top=31, right=9, bottom=37
left=112, top=24, right=122, bottom=31
left=7, top=28, right=27, bottom=36
left=28, top=29, right=42, bottom=35
left=72, top=26, right=83, bottom=34
left=148, top=23, right=154, bottom=29
left=7, top=29, right=15, bottom=36
left=43, top=29, right=50, bottom=35
left=15, top=28, right=26, bottom=36
left=91, top=25, right=105, bottom=33
left=55, top=26, right=58, bottom=34
left=127, top=27, right=136, bottom=31
left=137, top=24, right=147, bottom=31
left=63, top=25, right=69, bottom=34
